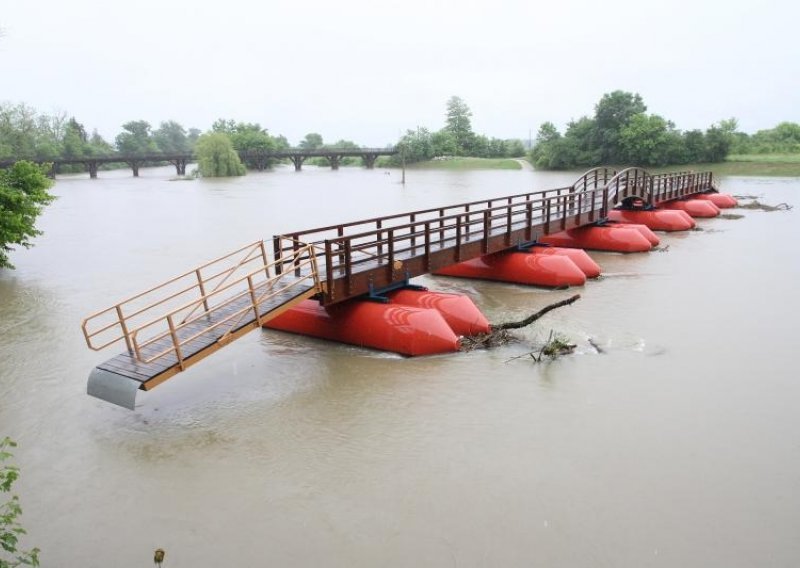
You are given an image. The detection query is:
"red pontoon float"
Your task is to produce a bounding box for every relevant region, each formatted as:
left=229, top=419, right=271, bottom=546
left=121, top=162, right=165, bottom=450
left=434, top=250, right=586, bottom=288
left=538, top=225, right=653, bottom=253
left=264, top=299, right=461, bottom=356
left=607, top=208, right=695, bottom=231
left=387, top=289, right=490, bottom=336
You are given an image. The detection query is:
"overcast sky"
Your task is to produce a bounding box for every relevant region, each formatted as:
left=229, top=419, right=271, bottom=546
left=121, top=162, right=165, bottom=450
left=1, top=0, right=797, bottom=146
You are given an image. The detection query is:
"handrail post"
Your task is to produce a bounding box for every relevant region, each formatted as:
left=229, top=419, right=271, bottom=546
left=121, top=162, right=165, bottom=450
left=324, top=240, right=334, bottom=303
left=387, top=229, right=395, bottom=279
left=455, top=214, right=462, bottom=261
left=376, top=219, right=383, bottom=258
left=166, top=314, right=185, bottom=370
left=525, top=201, right=533, bottom=241
left=247, top=275, right=261, bottom=325
left=292, top=233, right=301, bottom=277
left=115, top=305, right=134, bottom=353
left=272, top=236, right=282, bottom=275
left=195, top=269, right=209, bottom=314
left=344, top=240, right=353, bottom=296
left=482, top=209, right=490, bottom=253
left=506, top=203, right=512, bottom=244
left=545, top=199, right=552, bottom=233
left=259, top=241, right=270, bottom=281
left=424, top=221, right=431, bottom=271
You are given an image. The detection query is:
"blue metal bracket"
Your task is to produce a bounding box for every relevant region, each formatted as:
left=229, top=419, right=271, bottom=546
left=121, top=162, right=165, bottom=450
left=365, top=275, right=427, bottom=303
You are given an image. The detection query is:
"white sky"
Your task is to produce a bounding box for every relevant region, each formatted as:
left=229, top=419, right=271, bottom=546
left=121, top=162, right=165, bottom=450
left=1, top=0, right=797, bottom=146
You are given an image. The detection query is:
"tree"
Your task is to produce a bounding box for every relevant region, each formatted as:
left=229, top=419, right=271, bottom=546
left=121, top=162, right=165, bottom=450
left=299, top=133, right=323, bottom=150
left=1, top=438, right=39, bottom=567
left=593, top=90, right=647, bottom=163
left=444, top=96, right=474, bottom=156
left=0, top=162, right=55, bottom=269
left=195, top=133, right=245, bottom=177
left=114, top=120, right=157, bottom=155
left=61, top=118, right=89, bottom=159
left=152, top=120, right=190, bottom=153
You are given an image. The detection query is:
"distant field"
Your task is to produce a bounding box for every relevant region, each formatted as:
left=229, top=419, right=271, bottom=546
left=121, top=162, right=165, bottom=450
left=410, top=157, right=523, bottom=170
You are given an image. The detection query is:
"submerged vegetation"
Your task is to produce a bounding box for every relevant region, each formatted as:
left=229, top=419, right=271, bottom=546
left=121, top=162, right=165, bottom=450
left=1, top=438, right=39, bottom=567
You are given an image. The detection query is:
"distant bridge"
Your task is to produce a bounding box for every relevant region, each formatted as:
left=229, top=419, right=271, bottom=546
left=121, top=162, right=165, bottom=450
left=0, top=147, right=398, bottom=178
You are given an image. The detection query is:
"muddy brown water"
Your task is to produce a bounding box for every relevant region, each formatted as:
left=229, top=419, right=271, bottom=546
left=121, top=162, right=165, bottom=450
left=1, top=166, right=798, bottom=567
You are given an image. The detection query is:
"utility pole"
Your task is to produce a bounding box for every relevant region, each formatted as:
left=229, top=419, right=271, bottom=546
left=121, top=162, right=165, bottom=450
left=401, top=145, right=406, bottom=185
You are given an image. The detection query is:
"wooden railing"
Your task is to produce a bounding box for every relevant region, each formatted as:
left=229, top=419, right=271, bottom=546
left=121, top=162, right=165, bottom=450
left=274, top=168, right=715, bottom=304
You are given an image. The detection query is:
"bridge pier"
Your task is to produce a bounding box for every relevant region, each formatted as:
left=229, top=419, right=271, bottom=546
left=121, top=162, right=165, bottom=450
left=86, top=161, right=99, bottom=179
left=290, top=155, right=306, bottom=171
left=128, top=161, right=141, bottom=177
left=47, top=163, right=57, bottom=179
left=328, top=155, right=341, bottom=170
left=362, top=153, right=378, bottom=169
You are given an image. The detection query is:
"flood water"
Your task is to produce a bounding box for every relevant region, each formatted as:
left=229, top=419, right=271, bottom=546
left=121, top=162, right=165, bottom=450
left=1, top=164, right=799, bottom=567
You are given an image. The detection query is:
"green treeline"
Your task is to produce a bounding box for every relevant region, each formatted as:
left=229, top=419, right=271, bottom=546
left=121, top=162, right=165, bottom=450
left=529, top=90, right=800, bottom=170
left=0, top=102, right=382, bottom=177
left=388, top=96, right=525, bottom=166
left=530, top=91, right=735, bottom=169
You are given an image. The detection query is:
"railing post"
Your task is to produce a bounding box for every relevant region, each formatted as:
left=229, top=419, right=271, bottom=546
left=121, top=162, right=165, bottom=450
left=505, top=204, right=512, bottom=245
left=272, top=236, right=282, bottom=275
left=259, top=241, right=270, bottom=280
left=387, top=229, right=395, bottom=280
left=344, top=240, right=353, bottom=296
left=455, top=214, right=462, bottom=261
left=324, top=240, right=334, bottom=302
left=166, top=314, right=185, bottom=370
left=545, top=199, right=552, bottom=233
left=525, top=200, right=533, bottom=241
left=439, top=208, right=445, bottom=242
left=377, top=219, right=383, bottom=258
left=424, top=221, right=431, bottom=271
left=115, top=305, right=134, bottom=354
left=410, top=213, right=417, bottom=250
left=247, top=275, right=262, bottom=325
left=482, top=209, right=490, bottom=253
left=195, top=269, right=210, bottom=315
left=292, top=233, right=301, bottom=277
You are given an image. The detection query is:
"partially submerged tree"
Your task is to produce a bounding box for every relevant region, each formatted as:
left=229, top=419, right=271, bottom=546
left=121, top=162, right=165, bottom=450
left=195, top=133, right=246, bottom=177
left=0, top=161, right=55, bottom=269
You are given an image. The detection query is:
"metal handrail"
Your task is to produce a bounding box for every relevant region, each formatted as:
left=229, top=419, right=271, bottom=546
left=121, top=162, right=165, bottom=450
left=129, top=246, right=319, bottom=366
left=81, top=240, right=321, bottom=360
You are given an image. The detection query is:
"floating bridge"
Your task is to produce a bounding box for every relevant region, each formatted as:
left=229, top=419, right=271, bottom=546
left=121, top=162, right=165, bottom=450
left=81, top=167, right=717, bottom=409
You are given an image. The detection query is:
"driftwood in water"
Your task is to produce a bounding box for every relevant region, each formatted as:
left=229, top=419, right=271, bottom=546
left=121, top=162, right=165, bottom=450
left=492, top=294, right=581, bottom=330
left=460, top=294, right=580, bottom=351
left=738, top=200, right=792, bottom=211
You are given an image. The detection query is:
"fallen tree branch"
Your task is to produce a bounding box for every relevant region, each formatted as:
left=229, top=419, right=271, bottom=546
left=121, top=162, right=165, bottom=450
left=492, top=294, right=581, bottom=330
left=460, top=294, right=581, bottom=351
left=738, top=200, right=793, bottom=211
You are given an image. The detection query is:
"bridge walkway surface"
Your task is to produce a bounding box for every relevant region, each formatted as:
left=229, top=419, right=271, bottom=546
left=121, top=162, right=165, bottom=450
left=81, top=167, right=715, bottom=408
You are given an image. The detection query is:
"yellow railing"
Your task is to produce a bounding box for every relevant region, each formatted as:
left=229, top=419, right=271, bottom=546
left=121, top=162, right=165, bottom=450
left=81, top=238, right=322, bottom=368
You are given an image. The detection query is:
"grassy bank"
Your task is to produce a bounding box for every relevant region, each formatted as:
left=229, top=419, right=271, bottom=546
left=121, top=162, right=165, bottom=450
left=650, top=155, right=800, bottom=177
left=409, top=157, right=523, bottom=170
